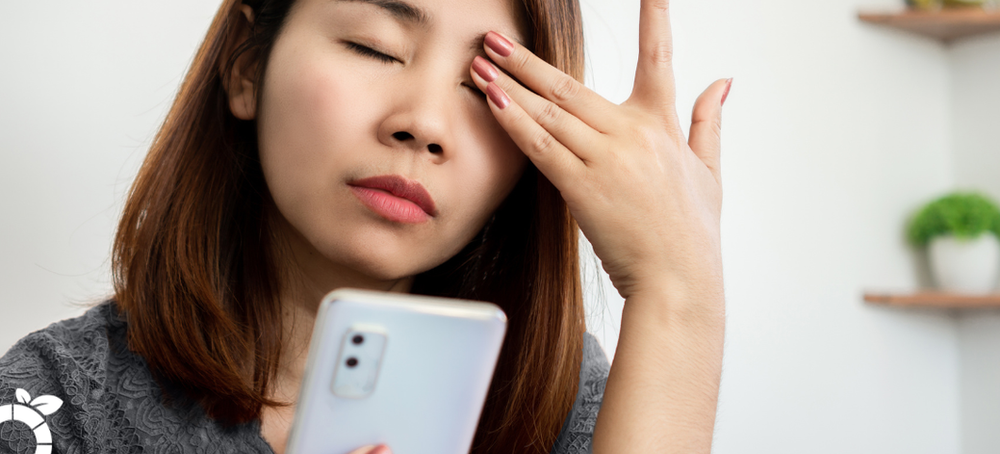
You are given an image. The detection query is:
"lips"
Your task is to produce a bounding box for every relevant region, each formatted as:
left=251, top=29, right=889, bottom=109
left=348, top=175, right=437, bottom=224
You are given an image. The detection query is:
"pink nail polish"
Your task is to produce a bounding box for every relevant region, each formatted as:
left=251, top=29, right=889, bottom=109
left=721, top=78, right=733, bottom=106
left=484, top=31, right=513, bottom=57
left=472, top=56, right=498, bottom=82
left=486, top=83, right=510, bottom=109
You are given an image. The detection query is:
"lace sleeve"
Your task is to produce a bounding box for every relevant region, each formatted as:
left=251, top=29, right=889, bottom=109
left=550, top=332, right=611, bottom=454
left=1, top=304, right=274, bottom=454
left=0, top=304, right=115, bottom=454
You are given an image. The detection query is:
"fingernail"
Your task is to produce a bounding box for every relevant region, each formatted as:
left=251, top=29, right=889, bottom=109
left=472, top=56, right=498, bottom=82
left=485, top=31, right=513, bottom=57
left=486, top=82, right=510, bottom=109
left=721, top=78, right=733, bottom=106
left=369, top=445, right=392, bottom=454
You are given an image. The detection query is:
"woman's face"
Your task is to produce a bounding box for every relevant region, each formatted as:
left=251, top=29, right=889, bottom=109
left=247, top=0, right=528, bottom=287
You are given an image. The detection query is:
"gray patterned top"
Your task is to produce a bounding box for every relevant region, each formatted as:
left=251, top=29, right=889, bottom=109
left=0, top=302, right=609, bottom=454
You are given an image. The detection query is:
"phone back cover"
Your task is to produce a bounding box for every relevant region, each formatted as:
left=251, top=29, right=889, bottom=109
left=286, top=289, right=507, bottom=454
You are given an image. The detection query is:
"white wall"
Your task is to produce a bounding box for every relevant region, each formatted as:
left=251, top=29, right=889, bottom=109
left=0, top=1, right=223, bottom=351
left=579, top=0, right=966, bottom=453
left=3, top=1, right=997, bottom=453
left=950, top=33, right=1000, bottom=454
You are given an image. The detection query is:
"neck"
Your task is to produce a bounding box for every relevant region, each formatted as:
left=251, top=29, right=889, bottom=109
left=258, top=213, right=415, bottom=454
left=267, top=215, right=414, bottom=403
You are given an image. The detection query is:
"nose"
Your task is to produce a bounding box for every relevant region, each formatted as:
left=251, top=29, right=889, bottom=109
left=389, top=131, right=444, bottom=155
left=377, top=71, right=458, bottom=158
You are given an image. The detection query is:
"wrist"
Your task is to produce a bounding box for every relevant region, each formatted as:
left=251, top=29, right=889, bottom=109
left=623, top=272, right=726, bottom=328
left=623, top=260, right=724, bottom=299
left=611, top=240, right=723, bottom=301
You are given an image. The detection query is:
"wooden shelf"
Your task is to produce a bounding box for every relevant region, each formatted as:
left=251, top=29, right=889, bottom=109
left=858, top=8, right=1000, bottom=42
left=865, top=291, right=1000, bottom=308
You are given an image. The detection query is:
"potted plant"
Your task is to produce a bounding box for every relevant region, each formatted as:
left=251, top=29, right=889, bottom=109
left=907, top=192, right=1000, bottom=293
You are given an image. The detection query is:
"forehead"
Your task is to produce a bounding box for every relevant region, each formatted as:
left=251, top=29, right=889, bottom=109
left=311, top=0, right=526, bottom=42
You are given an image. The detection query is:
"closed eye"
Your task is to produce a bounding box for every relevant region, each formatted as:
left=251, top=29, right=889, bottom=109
left=345, top=42, right=399, bottom=64
left=346, top=42, right=484, bottom=101
left=463, top=83, right=487, bottom=101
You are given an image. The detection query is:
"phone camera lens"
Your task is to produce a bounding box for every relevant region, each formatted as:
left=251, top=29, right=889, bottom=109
left=352, top=335, right=364, bottom=345
left=346, top=357, right=358, bottom=368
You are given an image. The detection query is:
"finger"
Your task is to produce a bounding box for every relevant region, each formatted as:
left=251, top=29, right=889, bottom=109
left=483, top=31, right=620, bottom=132
left=481, top=81, right=587, bottom=191
left=471, top=56, right=604, bottom=163
left=688, top=78, right=732, bottom=183
left=629, top=0, right=678, bottom=115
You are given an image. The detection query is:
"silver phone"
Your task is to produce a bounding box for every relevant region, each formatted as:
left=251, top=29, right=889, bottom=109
left=285, top=289, right=508, bottom=454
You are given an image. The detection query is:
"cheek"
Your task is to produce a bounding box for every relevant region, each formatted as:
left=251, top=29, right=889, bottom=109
left=257, top=48, right=373, bottom=206
left=481, top=140, right=527, bottom=201
left=447, top=110, right=528, bottom=226
left=473, top=106, right=528, bottom=199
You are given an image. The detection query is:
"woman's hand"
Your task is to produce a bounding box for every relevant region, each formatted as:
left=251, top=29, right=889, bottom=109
left=471, top=0, right=728, bottom=453
left=470, top=3, right=729, bottom=302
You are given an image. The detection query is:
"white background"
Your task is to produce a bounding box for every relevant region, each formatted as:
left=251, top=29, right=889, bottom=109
left=2, top=0, right=1000, bottom=453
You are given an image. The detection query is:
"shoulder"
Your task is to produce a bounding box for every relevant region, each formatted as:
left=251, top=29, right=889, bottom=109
left=0, top=302, right=118, bottom=395
left=551, top=332, right=611, bottom=454
left=0, top=301, right=274, bottom=454
left=0, top=302, right=120, bottom=453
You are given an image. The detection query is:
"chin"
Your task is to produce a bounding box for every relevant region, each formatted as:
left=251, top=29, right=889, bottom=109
left=320, top=230, right=462, bottom=283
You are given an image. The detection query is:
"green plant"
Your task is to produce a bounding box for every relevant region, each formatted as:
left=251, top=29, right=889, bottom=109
left=906, top=0, right=942, bottom=10
left=907, top=192, right=1000, bottom=247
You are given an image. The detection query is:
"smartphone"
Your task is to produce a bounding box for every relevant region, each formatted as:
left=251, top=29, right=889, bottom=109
left=285, top=289, right=508, bottom=454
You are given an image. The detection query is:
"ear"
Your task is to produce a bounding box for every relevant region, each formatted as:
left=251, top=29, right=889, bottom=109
left=223, top=5, right=258, bottom=120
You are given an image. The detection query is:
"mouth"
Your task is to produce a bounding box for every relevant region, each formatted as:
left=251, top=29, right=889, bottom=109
left=348, top=175, right=438, bottom=224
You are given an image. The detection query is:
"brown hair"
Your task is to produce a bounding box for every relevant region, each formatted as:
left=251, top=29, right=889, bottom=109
left=112, top=0, right=586, bottom=452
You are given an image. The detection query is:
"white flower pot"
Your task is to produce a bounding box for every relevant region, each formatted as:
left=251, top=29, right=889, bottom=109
left=928, top=233, right=1000, bottom=293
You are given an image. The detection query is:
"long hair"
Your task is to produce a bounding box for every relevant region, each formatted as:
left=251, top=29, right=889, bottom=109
left=112, top=0, right=586, bottom=452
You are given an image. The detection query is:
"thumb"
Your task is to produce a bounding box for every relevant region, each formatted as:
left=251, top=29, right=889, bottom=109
left=688, top=78, right=732, bottom=182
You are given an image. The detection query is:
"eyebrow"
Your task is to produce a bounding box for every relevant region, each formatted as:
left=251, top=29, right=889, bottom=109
left=337, top=0, right=525, bottom=49
left=338, top=0, right=429, bottom=25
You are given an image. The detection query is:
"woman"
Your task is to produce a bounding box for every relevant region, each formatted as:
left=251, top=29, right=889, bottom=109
left=0, top=0, right=729, bottom=452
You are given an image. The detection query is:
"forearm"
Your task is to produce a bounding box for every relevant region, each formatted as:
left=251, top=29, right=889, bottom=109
left=592, top=275, right=726, bottom=454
